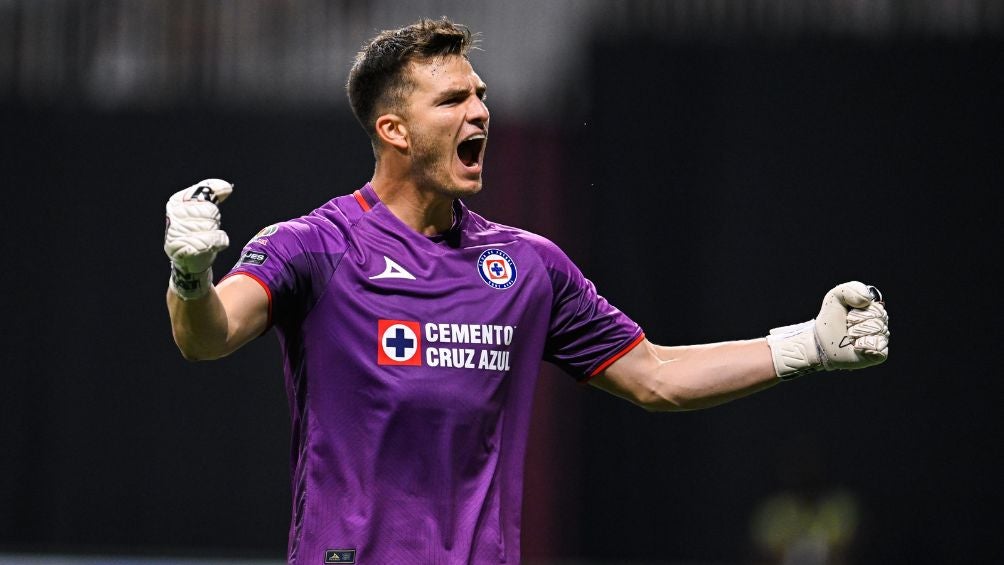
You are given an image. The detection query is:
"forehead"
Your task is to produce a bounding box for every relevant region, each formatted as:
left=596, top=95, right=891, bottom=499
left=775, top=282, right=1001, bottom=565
left=406, top=55, right=484, bottom=95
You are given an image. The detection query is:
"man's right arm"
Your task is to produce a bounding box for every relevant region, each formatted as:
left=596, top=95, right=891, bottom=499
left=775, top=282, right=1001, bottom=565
left=164, top=179, right=269, bottom=361
left=167, top=275, right=269, bottom=361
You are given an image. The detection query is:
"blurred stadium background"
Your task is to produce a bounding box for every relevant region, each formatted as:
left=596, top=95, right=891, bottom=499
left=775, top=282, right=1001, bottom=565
left=2, top=1, right=1002, bottom=564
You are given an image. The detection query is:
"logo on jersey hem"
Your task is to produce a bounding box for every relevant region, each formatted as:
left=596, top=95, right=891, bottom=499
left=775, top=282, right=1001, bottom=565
left=477, top=249, right=517, bottom=289
left=324, top=549, right=356, bottom=563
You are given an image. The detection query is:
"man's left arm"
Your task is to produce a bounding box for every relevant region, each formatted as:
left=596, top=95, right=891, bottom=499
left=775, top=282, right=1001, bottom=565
left=593, top=281, right=890, bottom=411
left=594, top=338, right=778, bottom=411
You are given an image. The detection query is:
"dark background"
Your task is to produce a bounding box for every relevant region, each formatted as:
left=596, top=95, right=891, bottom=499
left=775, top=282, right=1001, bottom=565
left=2, top=4, right=1002, bottom=564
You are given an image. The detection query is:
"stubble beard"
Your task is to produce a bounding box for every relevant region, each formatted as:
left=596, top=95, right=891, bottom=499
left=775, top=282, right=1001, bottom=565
left=409, top=128, right=481, bottom=199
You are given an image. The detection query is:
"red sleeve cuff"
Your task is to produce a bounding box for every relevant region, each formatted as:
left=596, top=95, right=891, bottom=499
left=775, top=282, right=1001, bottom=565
left=580, top=332, right=646, bottom=384
left=219, top=271, right=274, bottom=332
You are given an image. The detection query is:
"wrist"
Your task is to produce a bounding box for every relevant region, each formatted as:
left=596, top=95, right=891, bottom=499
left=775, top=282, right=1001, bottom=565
left=169, top=264, right=213, bottom=301
left=766, top=320, right=824, bottom=380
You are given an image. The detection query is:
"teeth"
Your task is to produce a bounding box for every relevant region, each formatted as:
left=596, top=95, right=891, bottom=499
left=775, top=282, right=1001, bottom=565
left=464, top=134, right=486, bottom=142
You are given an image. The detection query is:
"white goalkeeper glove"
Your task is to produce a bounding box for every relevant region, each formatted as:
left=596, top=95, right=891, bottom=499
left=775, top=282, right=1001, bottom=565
left=164, top=179, right=233, bottom=300
left=766, top=281, right=890, bottom=380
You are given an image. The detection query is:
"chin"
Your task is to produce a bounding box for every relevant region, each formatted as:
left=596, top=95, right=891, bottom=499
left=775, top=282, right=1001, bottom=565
left=440, top=176, right=483, bottom=199
left=462, top=179, right=485, bottom=197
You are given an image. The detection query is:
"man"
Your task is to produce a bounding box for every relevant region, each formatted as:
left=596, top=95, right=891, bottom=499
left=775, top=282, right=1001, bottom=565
left=164, top=17, right=889, bottom=565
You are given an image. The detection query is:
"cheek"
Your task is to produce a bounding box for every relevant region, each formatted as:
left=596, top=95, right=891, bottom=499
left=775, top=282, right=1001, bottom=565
left=428, top=108, right=462, bottom=132
left=411, top=120, right=451, bottom=146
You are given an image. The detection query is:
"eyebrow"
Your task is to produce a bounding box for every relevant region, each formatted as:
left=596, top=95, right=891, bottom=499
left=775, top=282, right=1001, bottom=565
left=436, top=84, right=488, bottom=103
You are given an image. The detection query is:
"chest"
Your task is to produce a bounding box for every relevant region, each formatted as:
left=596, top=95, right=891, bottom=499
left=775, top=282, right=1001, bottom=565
left=330, top=237, right=548, bottom=325
left=300, top=237, right=552, bottom=421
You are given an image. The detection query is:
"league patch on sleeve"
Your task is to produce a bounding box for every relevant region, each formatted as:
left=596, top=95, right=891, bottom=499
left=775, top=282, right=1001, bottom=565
left=255, top=224, right=279, bottom=237
left=238, top=250, right=269, bottom=266
left=246, top=224, right=279, bottom=247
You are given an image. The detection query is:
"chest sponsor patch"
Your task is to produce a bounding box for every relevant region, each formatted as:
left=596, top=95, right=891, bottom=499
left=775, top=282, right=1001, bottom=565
left=377, top=319, right=516, bottom=372
left=477, top=249, right=517, bottom=289
left=377, top=319, right=422, bottom=366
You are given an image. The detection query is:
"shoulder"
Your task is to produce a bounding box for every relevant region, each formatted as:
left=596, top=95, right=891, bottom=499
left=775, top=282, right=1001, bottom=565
left=466, top=210, right=575, bottom=272
left=245, top=195, right=357, bottom=251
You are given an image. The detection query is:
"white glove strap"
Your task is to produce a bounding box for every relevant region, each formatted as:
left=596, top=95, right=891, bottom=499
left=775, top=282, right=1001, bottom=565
left=766, top=320, right=824, bottom=380
left=169, top=265, right=212, bottom=301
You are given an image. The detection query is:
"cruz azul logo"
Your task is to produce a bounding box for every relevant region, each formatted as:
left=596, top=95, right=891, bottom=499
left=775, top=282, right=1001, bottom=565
left=477, top=249, right=517, bottom=289
left=377, top=320, right=422, bottom=366
left=377, top=319, right=515, bottom=371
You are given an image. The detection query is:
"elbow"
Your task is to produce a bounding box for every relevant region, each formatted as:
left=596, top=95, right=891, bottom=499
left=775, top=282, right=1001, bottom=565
left=176, top=344, right=216, bottom=362
left=604, top=372, right=695, bottom=413
left=640, top=379, right=700, bottom=413
left=644, top=396, right=701, bottom=413
left=172, top=333, right=227, bottom=362
left=178, top=348, right=215, bottom=362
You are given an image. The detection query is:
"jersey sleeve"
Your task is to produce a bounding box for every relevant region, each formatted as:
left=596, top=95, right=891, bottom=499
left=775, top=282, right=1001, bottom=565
left=221, top=218, right=344, bottom=330
left=533, top=236, right=644, bottom=381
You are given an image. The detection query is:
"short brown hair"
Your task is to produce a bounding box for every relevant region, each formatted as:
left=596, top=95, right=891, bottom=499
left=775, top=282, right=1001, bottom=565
left=347, top=17, right=476, bottom=139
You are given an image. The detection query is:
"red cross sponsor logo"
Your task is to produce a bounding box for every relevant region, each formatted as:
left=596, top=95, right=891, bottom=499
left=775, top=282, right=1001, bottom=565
left=377, top=319, right=422, bottom=366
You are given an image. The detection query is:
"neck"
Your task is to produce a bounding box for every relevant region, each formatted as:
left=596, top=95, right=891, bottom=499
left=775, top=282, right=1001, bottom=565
left=370, top=164, right=456, bottom=236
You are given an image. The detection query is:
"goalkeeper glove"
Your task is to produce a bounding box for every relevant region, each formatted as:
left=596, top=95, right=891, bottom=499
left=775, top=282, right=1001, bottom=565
left=164, top=179, right=233, bottom=300
left=766, top=281, right=890, bottom=380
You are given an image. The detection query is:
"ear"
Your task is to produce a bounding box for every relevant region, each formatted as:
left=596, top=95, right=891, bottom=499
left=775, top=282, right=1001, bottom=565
left=374, top=113, right=409, bottom=151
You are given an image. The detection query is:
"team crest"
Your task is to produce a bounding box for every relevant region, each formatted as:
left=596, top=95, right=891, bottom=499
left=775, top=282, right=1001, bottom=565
left=477, top=249, right=517, bottom=289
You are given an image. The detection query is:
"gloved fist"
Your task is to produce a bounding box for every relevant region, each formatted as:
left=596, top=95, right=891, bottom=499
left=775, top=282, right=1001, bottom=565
left=164, top=179, right=233, bottom=300
left=767, top=281, right=890, bottom=380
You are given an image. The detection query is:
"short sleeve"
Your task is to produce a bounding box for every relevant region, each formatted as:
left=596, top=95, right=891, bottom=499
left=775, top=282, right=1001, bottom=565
left=221, top=219, right=344, bottom=329
left=535, top=237, right=644, bottom=381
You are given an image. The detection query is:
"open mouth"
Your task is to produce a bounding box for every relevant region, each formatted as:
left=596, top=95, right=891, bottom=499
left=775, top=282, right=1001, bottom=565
left=457, top=134, right=486, bottom=168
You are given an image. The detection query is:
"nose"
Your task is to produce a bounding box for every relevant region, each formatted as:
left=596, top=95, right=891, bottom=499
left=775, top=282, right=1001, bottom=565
left=467, top=96, right=490, bottom=128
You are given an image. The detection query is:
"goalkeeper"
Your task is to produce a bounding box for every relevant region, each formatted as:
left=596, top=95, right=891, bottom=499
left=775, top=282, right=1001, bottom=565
left=163, top=17, right=890, bottom=565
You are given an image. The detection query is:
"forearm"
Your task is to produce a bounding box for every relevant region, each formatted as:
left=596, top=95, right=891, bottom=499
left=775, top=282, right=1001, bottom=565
left=167, top=286, right=231, bottom=361
left=164, top=178, right=265, bottom=361
left=646, top=339, right=778, bottom=411
left=596, top=282, right=889, bottom=411
left=596, top=338, right=778, bottom=412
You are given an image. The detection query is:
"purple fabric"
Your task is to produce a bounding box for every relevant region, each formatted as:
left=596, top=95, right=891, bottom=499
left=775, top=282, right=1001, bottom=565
left=225, top=183, right=642, bottom=564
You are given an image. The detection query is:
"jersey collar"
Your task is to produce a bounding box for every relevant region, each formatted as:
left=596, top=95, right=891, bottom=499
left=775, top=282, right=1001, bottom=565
left=358, top=182, right=468, bottom=247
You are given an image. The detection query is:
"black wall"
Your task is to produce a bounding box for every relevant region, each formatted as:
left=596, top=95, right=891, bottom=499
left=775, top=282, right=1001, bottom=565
left=1, top=109, right=371, bottom=554
left=571, top=38, right=1002, bottom=563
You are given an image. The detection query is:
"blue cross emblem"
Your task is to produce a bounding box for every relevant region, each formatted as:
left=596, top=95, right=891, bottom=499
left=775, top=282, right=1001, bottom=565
left=477, top=249, right=517, bottom=290
left=385, top=327, right=414, bottom=358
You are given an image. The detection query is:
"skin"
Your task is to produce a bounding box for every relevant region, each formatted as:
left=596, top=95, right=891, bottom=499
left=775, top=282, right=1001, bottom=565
left=167, top=54, right=780, bottom=410
left=370, top=55, right=490, bottom=234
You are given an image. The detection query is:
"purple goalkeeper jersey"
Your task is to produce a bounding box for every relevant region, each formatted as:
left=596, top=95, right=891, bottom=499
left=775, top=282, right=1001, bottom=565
left=224, top=183, right=643, bottom=564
